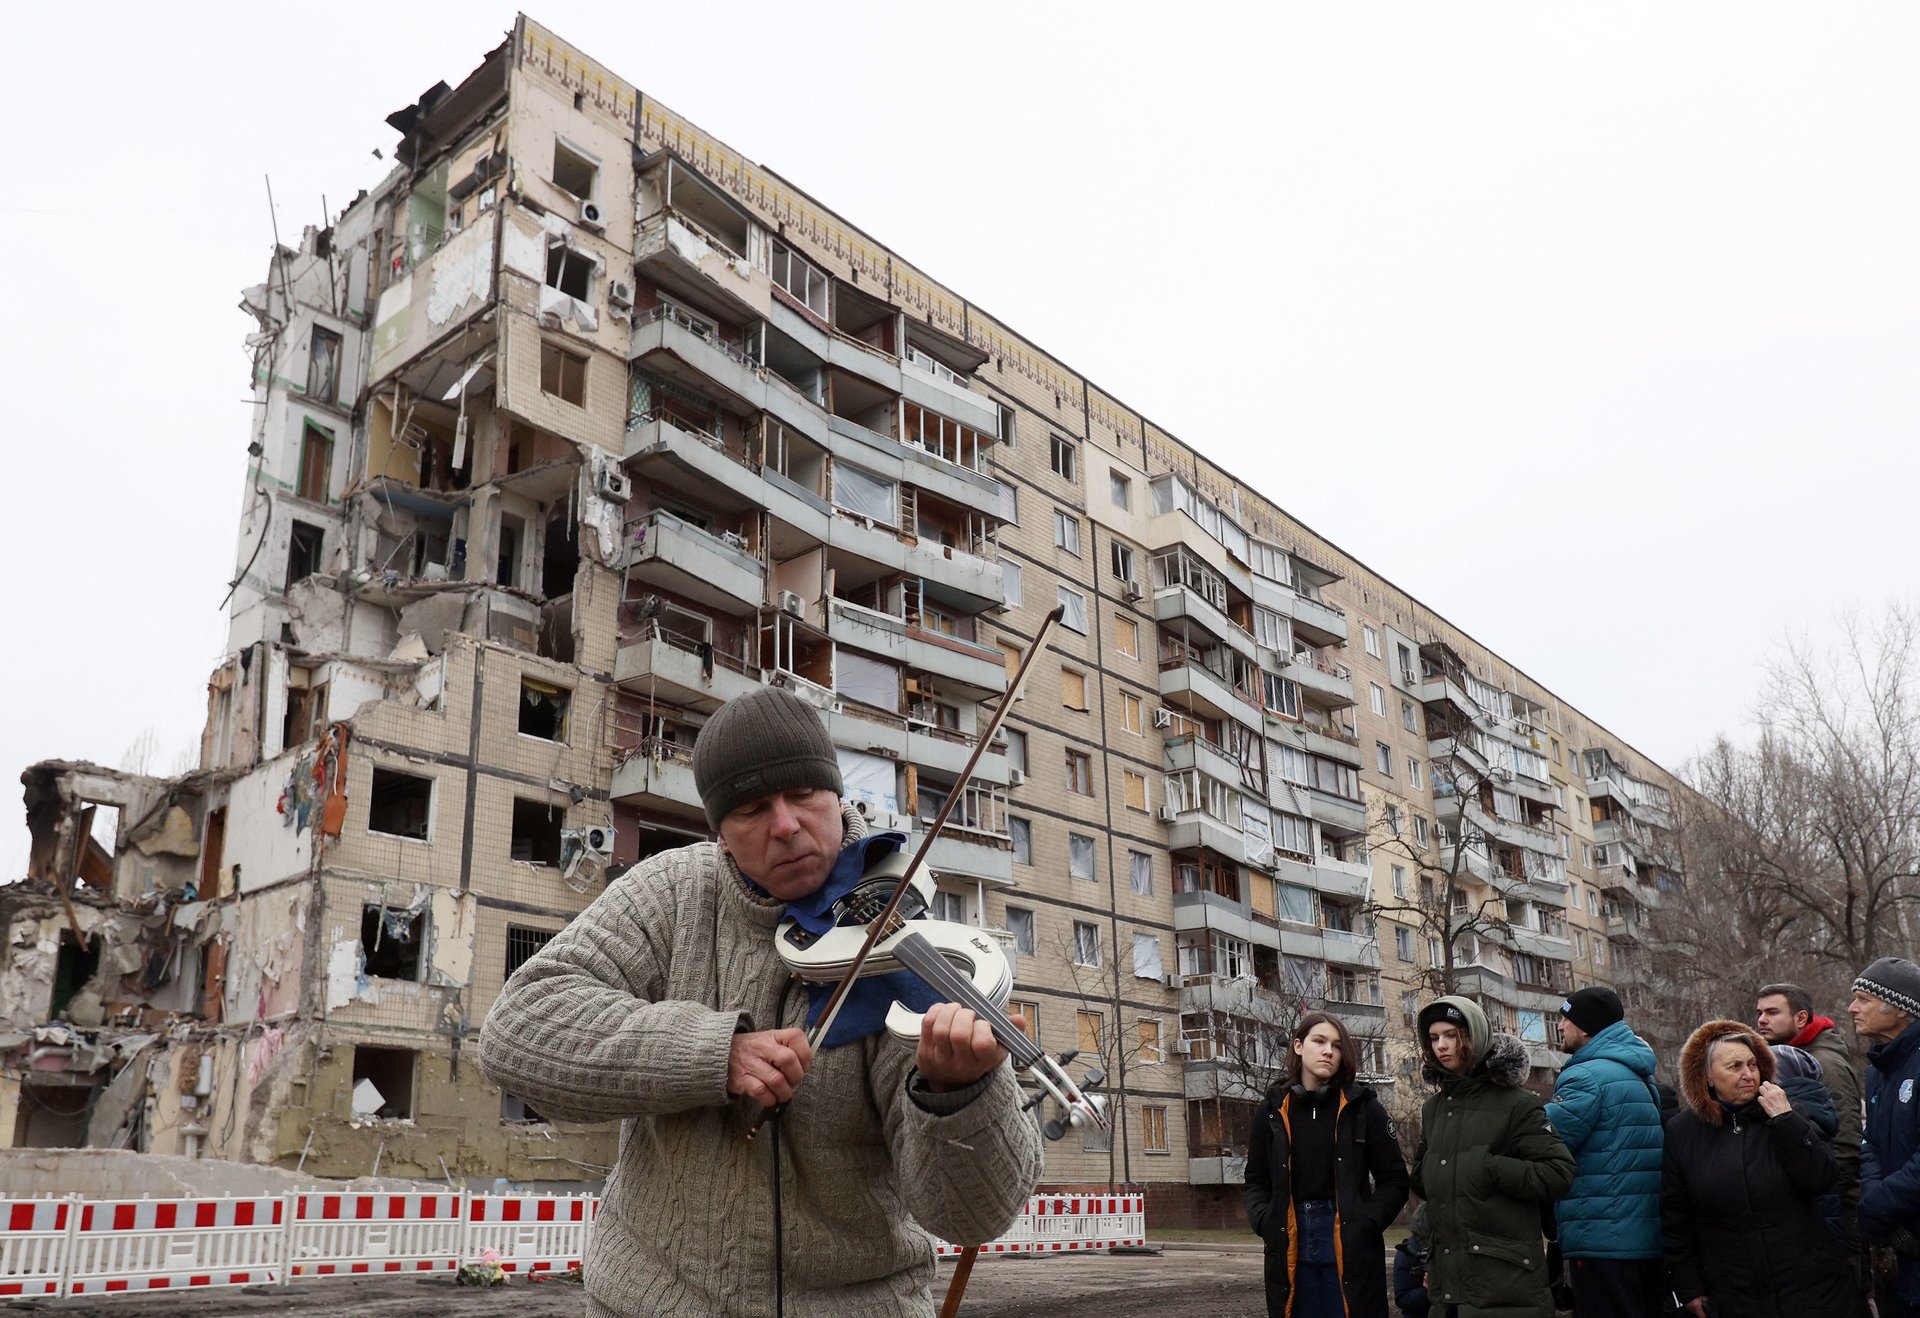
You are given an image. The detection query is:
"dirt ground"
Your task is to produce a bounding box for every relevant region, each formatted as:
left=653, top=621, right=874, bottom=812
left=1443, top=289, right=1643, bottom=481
left=11, top=1247, right=1273, bottom=1317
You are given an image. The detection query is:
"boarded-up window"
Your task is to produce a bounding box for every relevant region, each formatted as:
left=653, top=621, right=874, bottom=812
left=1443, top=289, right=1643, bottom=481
left=998, top=641, right=1023, bottom=676
left=540, top=342, right=587, bottom=404
left=1115, top=615, right=1139, bottom=657
left=1123, top=770, right=1148, bottom=811
left=1060, top=668, right=1087, bottom=711
left=1076, top=1007, right=1103, bottom=1053
left=1142, top=1104, right=1168, bottom=1151
left=1008, top=998, right=1039, bottom=1044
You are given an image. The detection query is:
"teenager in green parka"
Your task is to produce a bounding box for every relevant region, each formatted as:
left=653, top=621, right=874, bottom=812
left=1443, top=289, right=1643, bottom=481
left=1409, top=995, right=1575, bottom=1318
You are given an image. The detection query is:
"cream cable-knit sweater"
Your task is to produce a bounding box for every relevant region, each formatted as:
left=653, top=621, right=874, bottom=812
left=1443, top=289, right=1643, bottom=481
left=477, top=808, right=1044, bottom=1316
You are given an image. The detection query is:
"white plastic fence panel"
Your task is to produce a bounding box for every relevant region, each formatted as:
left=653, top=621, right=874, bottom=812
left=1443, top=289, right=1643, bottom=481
left=930, top=1193, right=1147, bottom=1258
left=289, top=1191, right=463, bottom=1277
left=0, top=1198, right=73, bottom=1298
left=465, top=1194, right=595, bottom=1274
left=65, top=1196, right=285, bottom=1296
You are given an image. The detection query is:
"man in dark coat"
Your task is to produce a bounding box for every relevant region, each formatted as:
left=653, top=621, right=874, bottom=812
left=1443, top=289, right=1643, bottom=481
left=1544, top=986, right=1664, bottom=1317
left=1757, top=981, right=1864, bottom=1274
left=1852, top=957, right=1920, bottom=1318
left=1409, top=995, right=1575, bottom=1318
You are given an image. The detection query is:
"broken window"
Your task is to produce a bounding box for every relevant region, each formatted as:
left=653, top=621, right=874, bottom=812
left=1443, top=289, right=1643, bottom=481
left=307, top=326, right=342, bottom=403
left=350, top=1046, right=416, bottom=1120
left=551, top=139, right=598, bottom=200
left=199, top=807, right=226, bottom=900
left=283, top=670, right=325, bottom=747
left=539, top=341, right=587, bottom=405
left=286, top=520, right=325, bottom=587
left=505, top=925, right=556, bottom=977
left=367, top=768, right=432, bottom=840
left=541, top=503, right=580, bottom=597
left=545, top=243, right=595, bottom=300
left=519, top=678, right=570, bottom=741
left=51, top=929, right=99, bottom=1020
left=297, top=422, right=334, bottom=503
left=497, top=513, right=525, bottom=588
left=500, top=1093, right=546, bottom=1124
left=360, top=903, right=425, bottom=981
left=510, top=797, right=563, bottom=866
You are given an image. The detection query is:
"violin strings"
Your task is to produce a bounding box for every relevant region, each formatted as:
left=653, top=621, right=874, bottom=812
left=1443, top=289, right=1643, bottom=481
left=888, top=931, right=1046, bottom=1069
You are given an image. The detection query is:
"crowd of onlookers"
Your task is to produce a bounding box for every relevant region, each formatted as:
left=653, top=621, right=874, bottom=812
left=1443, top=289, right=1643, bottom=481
left=1244, top=957, right=1920, bottom=1318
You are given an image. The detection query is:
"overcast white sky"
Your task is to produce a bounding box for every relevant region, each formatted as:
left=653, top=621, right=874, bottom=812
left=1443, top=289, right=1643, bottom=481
left=4, top=3, right=1916, bottom=876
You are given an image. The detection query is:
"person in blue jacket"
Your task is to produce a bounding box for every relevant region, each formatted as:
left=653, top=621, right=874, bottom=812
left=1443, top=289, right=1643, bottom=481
left=1853, top=957, right=1920, bottom=1318
left=1544, top=986, right=1665, bottom=1318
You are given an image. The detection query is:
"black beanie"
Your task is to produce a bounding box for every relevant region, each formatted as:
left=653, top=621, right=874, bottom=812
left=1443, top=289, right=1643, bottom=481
left=693, top=685, right=843, bottom=829
left=1561, top=986, right=1625, bottom=1037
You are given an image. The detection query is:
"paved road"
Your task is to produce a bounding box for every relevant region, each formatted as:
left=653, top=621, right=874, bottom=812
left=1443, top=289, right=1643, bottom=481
left=25, top=1248, right=1270, bottom=1317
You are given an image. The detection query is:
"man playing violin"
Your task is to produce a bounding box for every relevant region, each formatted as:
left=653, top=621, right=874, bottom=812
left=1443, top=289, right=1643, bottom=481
left=479, top=685, right=1044, bottom=1317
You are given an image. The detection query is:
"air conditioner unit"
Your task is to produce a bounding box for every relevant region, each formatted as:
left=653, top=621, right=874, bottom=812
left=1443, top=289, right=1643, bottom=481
left=720, top=530, right=750, bottom=551
left=1170, top=1035, right=1191, bottom=1055
left=1156, top=805, right=1178, bottom=824
left=1401, top=668, right=1418, bottom=686
left=1492, top=765, right=1514, bottom=782
left=1123, top=581, right=1144, bottom=602
left=607, top=279, right=635, bottom=309
left=777, top=590, right=805, bottom=618
left=1007, top=768, right=1027, bottom=787
left=578, top=198, right=606, bottom=231
left=582, top=824, right=615, bottom=857
left=1151, top=707, right=1173, bottom=730
left=1164, top=972, right=1183, bottom=991
left=595, top=464, right=632, bottom=503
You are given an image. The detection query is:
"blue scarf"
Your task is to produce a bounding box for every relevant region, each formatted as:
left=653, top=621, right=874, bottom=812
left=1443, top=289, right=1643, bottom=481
left=754, top=830, right=942, bottom=1048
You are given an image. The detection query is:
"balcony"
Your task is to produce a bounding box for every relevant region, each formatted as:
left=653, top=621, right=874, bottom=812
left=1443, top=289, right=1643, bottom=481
left=635, top=209, right=769, bottom=325
left=1153, top=586, right=1257, bottom=664
left=1283, top=853, right=1372, bottom=902
left=610, top=739, right=704, bottom=818
left=825, top=599, right=1006, bottom=693
left=1284, top=653, right=1356, bottom=708
left=625, top=508, right=764, bottom=614
left=1452, top=963, right=1519, bottom=1006
left=1436, top=794, right=1556, bottom=853
left=1326, top=1000, right=1387, bottom=1029
left=629, top=304, right=768, bottom=413
left=625, top=416, right=830, bottom=548
left=907, top=820, right=1014, bottom=886
left=1320, top=928, right=1381, bottom=969
left=1188, top=1154, right=1248, bottom=1186
left=1173, top=890, right=1266, bottom=948
left=369, top=220, right=493, bottom=387
left=1163, top=733, right=1247, bottom=789
left=1300, top=724, right=1363, bottom=767
left=613, top=623, right=762, bottom=711
left=1166, top=812, right=1248, bottom=865
left=1306, top=788, right=1368, bottom=837
left=1506, top=925, right=1573, bottom=964
left=823, top=414, right=1006, bottom=523
left=1282, top=590, right=1348, bottom=647
left=1158, top=655, right=1262, bottom=730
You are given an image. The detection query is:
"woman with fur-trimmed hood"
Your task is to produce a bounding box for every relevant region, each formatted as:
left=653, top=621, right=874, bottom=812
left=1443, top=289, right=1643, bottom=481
left=1661, top=1019, right=1866, bottom=1318
left=1408, top=995, right=1574, bottom=1318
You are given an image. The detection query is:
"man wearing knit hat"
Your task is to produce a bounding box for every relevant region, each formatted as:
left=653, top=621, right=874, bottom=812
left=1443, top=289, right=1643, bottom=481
left=1544, top=986, right=1665, bottom=1318
left=1854, top=956, right=1920, bottom=1318
left=479, top=684, right=1043, bottom=1317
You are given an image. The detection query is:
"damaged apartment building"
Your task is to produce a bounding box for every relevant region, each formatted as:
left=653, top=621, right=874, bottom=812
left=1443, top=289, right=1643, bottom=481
left=13, top=16, right=1684, bottom=1224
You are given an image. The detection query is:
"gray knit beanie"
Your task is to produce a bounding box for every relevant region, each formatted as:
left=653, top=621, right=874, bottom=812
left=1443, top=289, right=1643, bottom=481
left=1853, top=956, right=1920, bottom=1020
left=693, top=685, right=842, bottom=829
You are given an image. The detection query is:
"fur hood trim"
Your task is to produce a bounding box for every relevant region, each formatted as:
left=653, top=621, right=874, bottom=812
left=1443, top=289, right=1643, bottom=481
left=1422, top=1030, right=1532, bottom=1089
left=1679, top=1019, right=1775, bottom=1124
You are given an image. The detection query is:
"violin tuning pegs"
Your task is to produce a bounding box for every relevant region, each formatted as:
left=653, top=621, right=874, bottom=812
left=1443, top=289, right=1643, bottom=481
left=1020, top=1092, right=1045, bottom=1112
left=1082, top=1068, right=1106, bottom=1090
left=1056, top=1049, right=1080, bottom=1066
left=1043, top=1117, right=1067, bottom=1142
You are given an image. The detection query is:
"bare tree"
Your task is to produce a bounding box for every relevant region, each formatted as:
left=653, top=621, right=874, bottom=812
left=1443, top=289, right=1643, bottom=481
left=1650, top=605, right=1920, bottom=1024
left=1051, top=926, right=1162, bottom=1191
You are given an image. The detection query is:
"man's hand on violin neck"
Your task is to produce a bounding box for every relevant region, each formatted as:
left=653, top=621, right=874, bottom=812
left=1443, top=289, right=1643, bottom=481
left=917, top=1003, right=1010, bottom=1093
left=728, top=1027, right=814, bottom=1107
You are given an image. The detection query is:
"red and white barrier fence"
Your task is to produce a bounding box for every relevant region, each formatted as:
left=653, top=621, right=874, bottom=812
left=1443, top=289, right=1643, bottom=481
left=1, top=1189, right=1142, bottom=1298
left=931, top=1194, right=1146, bottom=1258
